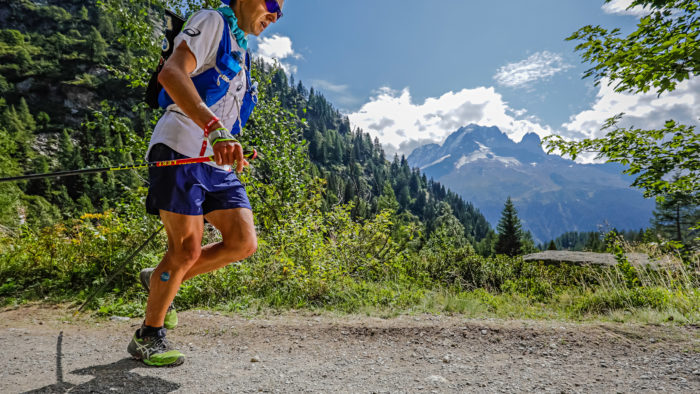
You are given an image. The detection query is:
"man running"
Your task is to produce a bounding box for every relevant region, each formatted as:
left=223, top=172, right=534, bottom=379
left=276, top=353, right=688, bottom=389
left=128, top=0, right=285, bottom=367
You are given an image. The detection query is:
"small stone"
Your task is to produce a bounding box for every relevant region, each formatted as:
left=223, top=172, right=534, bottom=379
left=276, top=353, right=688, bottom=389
left=693, top=370, right=700, bottom=375
left=442, top=355, right=451, bottom=364
left=109, top=316, right=130, bottom=322
left=480, top=329, right=488, bottom=335
left=250, top=356, right=260, bottom=363
left=427, top=375, right=447, bottom=384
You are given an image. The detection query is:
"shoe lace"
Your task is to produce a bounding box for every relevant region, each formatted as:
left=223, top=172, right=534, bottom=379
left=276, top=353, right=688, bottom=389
left=152, top=335, right=172, bottom=353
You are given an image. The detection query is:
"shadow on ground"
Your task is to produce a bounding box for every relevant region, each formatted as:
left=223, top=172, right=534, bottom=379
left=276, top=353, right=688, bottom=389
left=23, top=332, right=180, bottom=394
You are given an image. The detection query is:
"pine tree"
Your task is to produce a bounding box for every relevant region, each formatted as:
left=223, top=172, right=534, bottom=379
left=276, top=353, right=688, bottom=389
left=377, top=181, right=399, bottom=213
left=27, top=155, right=50, bottom=196
left=520, top=230, right=537, bottom=254
left=87, top=27, right=108, bottom=62
left=547, top=240, right=557, bottom=250
left=652, top=191, right=700, bottom=244
left=296, top=80, right=307, bottom=98
left=79, top=6, right=89, bottom=21
left=495, top=197, right=523, bottom=256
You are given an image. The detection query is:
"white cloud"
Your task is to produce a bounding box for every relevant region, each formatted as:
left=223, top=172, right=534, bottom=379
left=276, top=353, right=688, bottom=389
left=494, top=51, right=573, bottom=89
left=347, top=86, right=555, bottom=157
left=562, top=77, right=700, bottom=141
left=348, top=75, right=700, bottom=160
left=602, top=0, right=651, bottom=16
left=254, top=34, right=300, bottom=74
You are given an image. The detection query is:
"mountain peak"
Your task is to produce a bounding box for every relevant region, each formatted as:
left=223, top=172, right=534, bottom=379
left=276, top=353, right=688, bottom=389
left=443, top=124, right=510, bottom=149
left=520, top=132, right=541, bottom=145
left=518, top=132, right=544, bottom=155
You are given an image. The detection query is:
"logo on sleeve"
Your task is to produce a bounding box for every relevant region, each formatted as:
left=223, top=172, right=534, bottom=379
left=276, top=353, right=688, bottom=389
left=183, top=28, right=201, bottom=37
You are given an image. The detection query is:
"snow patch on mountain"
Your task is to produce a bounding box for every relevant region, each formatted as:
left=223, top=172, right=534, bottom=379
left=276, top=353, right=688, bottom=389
left=455, top=142, right=521, bottom=169
left=421, top=154, right=452, bottom=170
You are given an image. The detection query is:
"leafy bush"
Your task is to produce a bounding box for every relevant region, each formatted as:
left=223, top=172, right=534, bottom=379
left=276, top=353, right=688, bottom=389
left=572, top=287, right=673, bottom=315
left=0, top=210, right=163, bottom=304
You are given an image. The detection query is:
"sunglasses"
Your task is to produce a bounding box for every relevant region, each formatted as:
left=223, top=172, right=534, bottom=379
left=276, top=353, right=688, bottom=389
left=265, top=0, right=283, bottom=20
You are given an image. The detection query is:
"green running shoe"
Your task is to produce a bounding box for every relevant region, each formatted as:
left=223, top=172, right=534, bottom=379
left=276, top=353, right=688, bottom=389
left=127, top=328, right=184, bottom=367
left=140, top=268, right=178, bottom=330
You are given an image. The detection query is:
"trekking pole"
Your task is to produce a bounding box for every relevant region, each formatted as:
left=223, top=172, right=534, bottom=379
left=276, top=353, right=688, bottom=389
left=0, top=149, right=258, bottom=183
left=74, top=225, right=164, bottom=316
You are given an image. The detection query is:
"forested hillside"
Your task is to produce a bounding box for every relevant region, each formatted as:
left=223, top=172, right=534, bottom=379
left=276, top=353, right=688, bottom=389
left=0, top=0, right=155, bottom=228
left=0, top=0, right=492, bottom=251
left=261, top=68, right=493, bottom=248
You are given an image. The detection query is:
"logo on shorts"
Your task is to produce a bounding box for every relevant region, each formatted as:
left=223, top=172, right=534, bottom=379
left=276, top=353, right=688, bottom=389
left=183, top=28, right=201, bottom=37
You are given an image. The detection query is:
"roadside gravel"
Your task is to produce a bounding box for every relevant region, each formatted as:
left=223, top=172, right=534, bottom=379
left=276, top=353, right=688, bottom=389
left=1, top=306, right=698, bottom=393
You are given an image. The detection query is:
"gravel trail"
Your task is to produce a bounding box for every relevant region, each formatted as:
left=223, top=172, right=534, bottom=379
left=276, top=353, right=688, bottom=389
left=1, top=306, right=698, bottom=393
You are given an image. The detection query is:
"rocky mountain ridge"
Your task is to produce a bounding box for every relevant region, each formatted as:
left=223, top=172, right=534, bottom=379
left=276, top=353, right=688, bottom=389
left=407, top=125, right=655, bottom=242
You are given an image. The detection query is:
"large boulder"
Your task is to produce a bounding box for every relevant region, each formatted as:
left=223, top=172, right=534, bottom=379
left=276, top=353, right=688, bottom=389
left=522, top=251, right=670, bottom=268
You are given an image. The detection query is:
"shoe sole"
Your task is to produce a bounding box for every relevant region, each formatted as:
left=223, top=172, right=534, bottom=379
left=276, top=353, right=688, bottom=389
left=135, top=355, right=185, bottom=367
left=140, top=268, right=154, bottom=293
left=128, top=338, right=185, bottom=367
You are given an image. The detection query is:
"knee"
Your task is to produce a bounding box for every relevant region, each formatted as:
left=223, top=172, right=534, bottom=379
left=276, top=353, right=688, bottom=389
left=244, top=234, right=258, bottom=258
left=237, top=232, right=258, bottom=259
left=224, top=232, right=257, bottom=260
left=170, top=241, right=201, bottom=268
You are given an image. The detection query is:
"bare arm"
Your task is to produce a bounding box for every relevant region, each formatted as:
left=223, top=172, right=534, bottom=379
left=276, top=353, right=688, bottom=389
left=158, top=41, right=246, bottom=171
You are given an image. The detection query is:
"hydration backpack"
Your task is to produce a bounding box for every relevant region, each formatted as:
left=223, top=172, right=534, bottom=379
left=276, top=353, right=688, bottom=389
left=145, top=9, right=186, bottom=109
left=145, top=10, right=258, bottom=135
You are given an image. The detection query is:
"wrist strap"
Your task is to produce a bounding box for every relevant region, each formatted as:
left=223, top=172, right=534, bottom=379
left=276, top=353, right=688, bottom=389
left=203, top=115, right=220, bottom=136
left=199, top=115, right=221, bottom=156
left=213, top=137, right=238, bottom=146
left=208, top=127, right=238, bottom=147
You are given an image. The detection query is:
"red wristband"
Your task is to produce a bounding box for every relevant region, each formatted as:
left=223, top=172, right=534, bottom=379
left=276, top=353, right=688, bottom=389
left=200, top=115, right=220, bottom=156
left=204, top=116, right=220, bottom=136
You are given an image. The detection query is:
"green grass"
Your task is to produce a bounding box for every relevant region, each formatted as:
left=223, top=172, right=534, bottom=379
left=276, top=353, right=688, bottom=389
left=1, top=210, right=698, bottom=325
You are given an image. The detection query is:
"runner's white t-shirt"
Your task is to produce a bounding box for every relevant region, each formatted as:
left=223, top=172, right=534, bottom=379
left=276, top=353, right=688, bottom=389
left=147, top=9, right=248, bottom=169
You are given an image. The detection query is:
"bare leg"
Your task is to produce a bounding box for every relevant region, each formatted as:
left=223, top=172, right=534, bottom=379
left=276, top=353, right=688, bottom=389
left=144, top=208, right=256, bottom=327
left=144, top=211, right=203, bottom=327
left=182, top=208, right=257, bottom=281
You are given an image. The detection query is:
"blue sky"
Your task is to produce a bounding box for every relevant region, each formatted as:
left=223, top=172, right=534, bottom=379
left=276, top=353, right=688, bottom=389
left=249, top=0, right=700, bottom=158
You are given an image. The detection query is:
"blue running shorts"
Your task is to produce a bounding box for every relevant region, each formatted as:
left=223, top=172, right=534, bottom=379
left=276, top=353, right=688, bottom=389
left=146, top=143, right=252, bottom=216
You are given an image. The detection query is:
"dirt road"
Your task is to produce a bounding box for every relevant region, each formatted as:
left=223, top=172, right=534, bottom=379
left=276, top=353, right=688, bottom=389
left=1, top=306, right=698, bottom=393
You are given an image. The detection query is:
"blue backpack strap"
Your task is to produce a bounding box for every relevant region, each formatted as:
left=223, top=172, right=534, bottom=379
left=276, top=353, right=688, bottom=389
left=231, top=50, right=258, bottom=135
left=245, top=51, right=254, bottom=92
left=215, top=10, right=242, bottom=78
left=158, top=10, right=242, bottom=108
